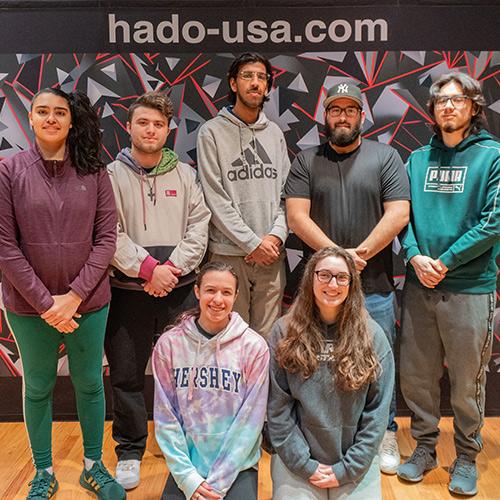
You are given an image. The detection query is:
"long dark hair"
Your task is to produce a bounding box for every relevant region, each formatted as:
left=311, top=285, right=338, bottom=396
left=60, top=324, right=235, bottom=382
left=31, top=88, right=105, bottom=175
left=276, top=247, right=380, bottom=391
left=428, top=72, right=487, bottom=138
left=227, top=52, right=274, bottom=105
left=171, top=261, right=239, bottom=327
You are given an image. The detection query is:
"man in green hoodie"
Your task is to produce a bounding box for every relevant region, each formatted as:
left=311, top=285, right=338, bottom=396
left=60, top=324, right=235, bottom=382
left=105, top=92, right=211, bottom=491
left=397, top=73, right=499, bottom=497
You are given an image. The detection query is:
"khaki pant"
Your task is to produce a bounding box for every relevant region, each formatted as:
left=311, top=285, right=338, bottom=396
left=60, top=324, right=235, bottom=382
left=209, top=252, right=286, bottom=338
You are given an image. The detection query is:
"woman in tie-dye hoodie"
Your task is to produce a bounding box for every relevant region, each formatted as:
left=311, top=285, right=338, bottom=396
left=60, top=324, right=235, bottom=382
left=153, top=261, right=270, bottom=500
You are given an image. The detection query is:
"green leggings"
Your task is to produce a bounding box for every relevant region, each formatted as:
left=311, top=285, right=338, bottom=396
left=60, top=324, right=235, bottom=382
left=6, top=306, right=109, bottom=469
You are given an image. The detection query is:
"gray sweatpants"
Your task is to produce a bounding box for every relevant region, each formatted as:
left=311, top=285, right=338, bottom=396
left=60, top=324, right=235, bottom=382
left=400, top=280, right=495, bottom=460
left=271, top=454, right=381, bottom=500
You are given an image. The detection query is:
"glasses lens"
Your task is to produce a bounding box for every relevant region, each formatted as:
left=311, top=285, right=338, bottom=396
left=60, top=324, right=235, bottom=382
left=316, top=270, right=332, bottom=283
left=336, top=273, right=351, bottom=286
left=240, top=71, right=268, bottom=81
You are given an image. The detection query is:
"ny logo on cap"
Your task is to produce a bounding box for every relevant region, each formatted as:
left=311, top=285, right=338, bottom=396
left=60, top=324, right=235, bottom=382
left=337, top=84, right=349, bottom=93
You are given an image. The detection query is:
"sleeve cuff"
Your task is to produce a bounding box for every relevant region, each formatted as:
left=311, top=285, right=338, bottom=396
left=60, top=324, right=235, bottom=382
left=332, top=461, right=349, bottom=485
left=438, top=250, right=455, bottom=270
left=139, top=255, right=160, bottom=281
left=181, top=471, right=205, bottom=500
left=404, top=247, right=420, bottom=264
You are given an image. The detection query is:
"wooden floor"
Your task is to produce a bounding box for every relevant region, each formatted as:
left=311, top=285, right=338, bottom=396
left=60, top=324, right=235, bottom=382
left=1, top=418, right=500, bottom=499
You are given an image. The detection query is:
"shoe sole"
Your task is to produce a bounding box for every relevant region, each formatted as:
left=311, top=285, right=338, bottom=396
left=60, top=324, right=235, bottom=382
left=117, top=477, right=140, bottom=490
left=397, top=463, right=437, bottom=483
left=380, top=466, right=398, bottom=475
left=448, top=484, right=478, bottom=496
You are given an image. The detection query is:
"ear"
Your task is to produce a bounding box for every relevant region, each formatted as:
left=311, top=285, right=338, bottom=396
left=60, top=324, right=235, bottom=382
left=28, top=111, right=33, bottom=128
left=126, top=121, right=131, bottom=134
left=194, top=284, right=200, bottom=301
left=360, top=110, right=366, bottom=127
left=229, top=77, right=238, bottom=94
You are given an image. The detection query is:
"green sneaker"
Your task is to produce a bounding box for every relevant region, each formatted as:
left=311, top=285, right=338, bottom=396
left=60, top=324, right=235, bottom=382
left=26, top=469, right=59, bottom=499
left=79, top=461, right=126, bottom=499
left=449, top=455, right=478, bottom=496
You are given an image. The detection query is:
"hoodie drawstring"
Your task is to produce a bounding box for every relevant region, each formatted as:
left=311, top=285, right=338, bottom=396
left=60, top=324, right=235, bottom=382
left=188, top=338, right=202, bottom=401
left=140, top=172, right=147, bottom=231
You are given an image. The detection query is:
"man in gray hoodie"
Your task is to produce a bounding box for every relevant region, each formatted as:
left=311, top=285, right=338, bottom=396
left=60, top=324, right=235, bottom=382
left=105, top=92, right=210, bottom=491
left=197, top=53, right=290, bottom=338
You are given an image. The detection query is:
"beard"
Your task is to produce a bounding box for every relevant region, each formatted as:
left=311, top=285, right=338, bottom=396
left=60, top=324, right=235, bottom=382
left=325, top=120, right=362, bottom=147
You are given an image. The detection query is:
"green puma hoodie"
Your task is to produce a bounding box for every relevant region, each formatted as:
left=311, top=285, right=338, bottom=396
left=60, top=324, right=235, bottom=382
left=402, top=130, right=500, bottom=293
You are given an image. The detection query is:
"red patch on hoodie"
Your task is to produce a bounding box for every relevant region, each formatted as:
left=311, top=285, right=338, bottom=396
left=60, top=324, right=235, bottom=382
left=165, top=189, right=177, bottom=197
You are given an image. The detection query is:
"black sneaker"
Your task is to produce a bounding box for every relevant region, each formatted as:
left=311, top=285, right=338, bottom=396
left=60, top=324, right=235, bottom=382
left=26, top=469, right=59, bottom=499
left=79, top=460, right=126, bottom=499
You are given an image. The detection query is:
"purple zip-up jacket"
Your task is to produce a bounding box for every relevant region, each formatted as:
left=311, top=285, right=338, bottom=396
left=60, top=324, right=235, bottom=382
left=0, top=144, right=117, bottom=316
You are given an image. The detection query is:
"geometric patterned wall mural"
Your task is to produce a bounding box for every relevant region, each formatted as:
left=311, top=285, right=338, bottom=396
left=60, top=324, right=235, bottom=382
left=0, top=50, right=499, bottom=377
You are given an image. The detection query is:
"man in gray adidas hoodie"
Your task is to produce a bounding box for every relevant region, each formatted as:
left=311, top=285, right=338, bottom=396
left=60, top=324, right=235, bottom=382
left=105, top=92, right=210, bottom=491
left=197, top=53, right=290, bottom=338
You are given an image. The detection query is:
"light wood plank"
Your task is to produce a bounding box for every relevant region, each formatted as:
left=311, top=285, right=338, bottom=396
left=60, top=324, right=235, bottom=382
left=1, top=418, right=500, bottom=499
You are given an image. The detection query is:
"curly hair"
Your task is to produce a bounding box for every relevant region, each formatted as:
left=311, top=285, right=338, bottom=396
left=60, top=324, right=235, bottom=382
left=31, top=88, right=105, bottom=176
left=276, top=247, right=380, bottom=391
left=127, top=91, right=174, bottom=124
left=226, top=52, right=274, bottom=106
left=428, top=72, right=487, bottom=137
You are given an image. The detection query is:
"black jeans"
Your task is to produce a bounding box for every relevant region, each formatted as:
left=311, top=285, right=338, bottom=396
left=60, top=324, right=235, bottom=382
left=104, top=285, right=196, bottom=460
left=162, top=469, right=258, bottom=500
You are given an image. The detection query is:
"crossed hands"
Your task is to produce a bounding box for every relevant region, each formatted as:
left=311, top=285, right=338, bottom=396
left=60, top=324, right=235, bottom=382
left=190, top=481, right=221, bottom=500
left=40, top=290, right=83, bottom=334
left=346, top=247, right=369, bottom=272
left=142, top=263, right=182, bottom=298
left=410, top=255, right=448, bottom=288
left=245, top=235, right=282, bottom=266
left=309, top=463, right=340, bottom=489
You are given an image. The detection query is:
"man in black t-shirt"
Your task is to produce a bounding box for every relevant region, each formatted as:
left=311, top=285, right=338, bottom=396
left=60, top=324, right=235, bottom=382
left=284, top=82, right=410, bottom=475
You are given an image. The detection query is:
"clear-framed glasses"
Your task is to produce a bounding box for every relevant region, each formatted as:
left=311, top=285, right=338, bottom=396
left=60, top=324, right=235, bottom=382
left=314, top=270, right=352, bottom=286
left=238, top=71, right=270, bottom=82
left=326, top=105, right=360, bottom=118
left=434, top=95, right=470, bottom=109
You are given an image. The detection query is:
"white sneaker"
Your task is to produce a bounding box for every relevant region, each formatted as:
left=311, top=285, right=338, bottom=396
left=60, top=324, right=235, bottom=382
left=115, top=459, right=141, bottom=490
left=378, top=430, right=400, bottom=474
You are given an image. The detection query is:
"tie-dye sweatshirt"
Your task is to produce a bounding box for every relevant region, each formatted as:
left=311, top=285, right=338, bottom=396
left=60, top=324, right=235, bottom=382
left=152, top=312, right=269, bottom=499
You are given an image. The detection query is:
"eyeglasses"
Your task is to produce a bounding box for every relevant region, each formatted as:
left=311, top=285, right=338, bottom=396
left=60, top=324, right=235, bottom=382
left=434, top=95, right=470, bottom=109
left=238, top=71, right=270, bottom=82
left=314, top=270, right=352, bottom=286
left=326, top=105, right=360, bottom=118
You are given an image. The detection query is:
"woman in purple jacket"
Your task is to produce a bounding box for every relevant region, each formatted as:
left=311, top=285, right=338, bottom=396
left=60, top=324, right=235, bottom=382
left=0, top=89, right=125, bottom=500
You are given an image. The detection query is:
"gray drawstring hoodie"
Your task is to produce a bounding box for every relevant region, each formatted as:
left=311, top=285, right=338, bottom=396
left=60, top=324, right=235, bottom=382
left=197, top=107, right=290, bottom=256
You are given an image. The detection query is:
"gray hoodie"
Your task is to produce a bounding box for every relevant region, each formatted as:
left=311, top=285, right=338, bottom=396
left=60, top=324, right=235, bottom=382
left=267, top=316, right=394, bottom=486
left=197, top=107, right=290, bottom=256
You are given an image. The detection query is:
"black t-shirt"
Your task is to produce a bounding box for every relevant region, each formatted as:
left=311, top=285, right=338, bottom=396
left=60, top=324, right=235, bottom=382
left=284, top=140, right=410, bottom=293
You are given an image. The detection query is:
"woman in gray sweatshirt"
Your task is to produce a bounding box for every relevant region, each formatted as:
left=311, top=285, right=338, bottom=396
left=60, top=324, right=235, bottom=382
left=267, top=247, right=394, bottom=499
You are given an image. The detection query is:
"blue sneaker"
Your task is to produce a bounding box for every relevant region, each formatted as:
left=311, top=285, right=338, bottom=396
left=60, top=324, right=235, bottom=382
left=397, top=446, right=437, bottom=482
left=79, top=460, right=126, bottom=499
left=449, top=456, right=478, bottom=496
left=26, top=469, right=59, bottom=499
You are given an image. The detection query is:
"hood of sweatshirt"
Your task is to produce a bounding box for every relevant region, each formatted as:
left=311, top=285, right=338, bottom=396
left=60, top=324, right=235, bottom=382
left=116, top=147, right=179, bottom=176
left=177, top=312, right=250, bottom=400
left=429, top=129, right=494, bottom=152
left=218, top=106, right=270, bottom=130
